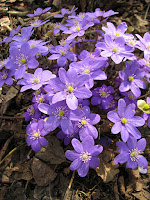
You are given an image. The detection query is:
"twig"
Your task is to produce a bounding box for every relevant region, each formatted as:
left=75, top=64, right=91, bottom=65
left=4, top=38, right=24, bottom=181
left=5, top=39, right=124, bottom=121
left=0, top=142, right=25, bottom=165
left=0, top=136, right=14, bottom=161
left=0, top=116, right=23, bottom=119
left=63, top=171, right=75, bottom=200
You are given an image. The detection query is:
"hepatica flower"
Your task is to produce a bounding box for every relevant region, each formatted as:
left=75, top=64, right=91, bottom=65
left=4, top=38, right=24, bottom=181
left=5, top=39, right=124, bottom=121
left=119, top=61, right=146, bottom=97
left=26, top=119, right=49, bottom=152
left=48, top=45, right=77, bottom=67
left=6, top=42, right=39, bottom=79
left=49, top=68, right=92, bottom=110
left=91, top=84, right=114, bottom=109
left=0, top=69, right=14, bottom=88
left=23, top=104, right=41, bottom=121
left=136, top=32, right=150, bottom=57
left=30, top=19, right=50, bottom=27
left=96, top=34, right=134, bottom=64
left=70, top=106, right=100, bottom=141
left=38, top=101, right=73, bottom=134
left=65, top=136, right=103, bottom=177
left=70, top=58, right=107, bottom=89
left=107, top=99, right=145, bottom=142
left=17, top=68, right=56, bottom=92
left=114, top=137, right=148, bottom=171
left=27, top=7, right=51, bottom=17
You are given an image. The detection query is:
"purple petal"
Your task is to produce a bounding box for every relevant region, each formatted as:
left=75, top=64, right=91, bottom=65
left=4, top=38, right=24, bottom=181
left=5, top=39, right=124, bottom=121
left=107, top=111, right=120, bottom=123
left=126, top=159, right=137, bottom=169
left=58, top=68, right=69, bottom=85
left=127, top=116, right=145, bottom=127
left=111, top=122, right=122, bottom=134
left=82, top=136, right=94, bottom=151
left=70, top=158, right=82, bottom=171
left=137, top=138, right=146, bottom=151
left=138, top=156, right=148, bottom=168
left=44, top=116, right=59, bottom=132
left=118, top=99, right=126, bottom=118
left=66, top=93, right=78, bottom=110
left=89, top=157, right=100, bottom=168
left=125, top=124, right=141, bottom=139
left=121, top=125, right=129, bottom=142
left=71, top=138, right=83, bottom=153
left=65, top=150, right=80, bottom=161
left=114, top=153, right=129, bottom=164
left=74, top=87, right=92, bottom=99
left=77, top=162, right=89, bottom=177
left=39, top=137, right=48, bottom=146
left=52, top=92, right=66, bottom=104
left=31, top=140, right=41, bottom=152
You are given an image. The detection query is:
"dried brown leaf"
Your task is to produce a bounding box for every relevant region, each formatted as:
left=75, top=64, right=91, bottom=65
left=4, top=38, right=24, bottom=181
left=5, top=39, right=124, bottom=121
left=96, top=159, right=119, bottom=183
left=31, top=157, right=57, bottom=186
left=35, top=136, right=66, bottom=164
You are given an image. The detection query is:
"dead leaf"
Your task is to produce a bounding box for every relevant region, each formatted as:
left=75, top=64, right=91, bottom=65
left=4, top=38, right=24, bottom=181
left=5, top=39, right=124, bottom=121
left=132, top=190, right=150, bottom=200
left=35, top=135, right=66, bottom=164
left=31, top=157, right=57, bottom=186
left=96, top=159, right=119, bottom=183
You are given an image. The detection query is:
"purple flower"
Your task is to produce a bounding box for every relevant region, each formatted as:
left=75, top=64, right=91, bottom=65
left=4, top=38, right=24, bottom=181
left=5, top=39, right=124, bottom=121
left=122, top=91, right=137, bottom=107
left=6, top=42, right=39, bottom=79
left=10, top=27, right=33, bottom=48
left=0, top=58, right=10, bottom=70
left=119, top=61, right=146, bottom=97
left=63, top=21, right=94, bottom=40
left=48, top=45, right=77, bottom=67
left=0, top=69, right=14, bottom=88
left=17, top=68, right=56, bottom=92
left=91, top=84, right=114, bottom=109
left=70, top=106, right=100, bottom=141
left=26, top=119, right=49, bottom=152
left=136, top=32, right=150, bottom=57
left=96, top=34, right=134, bottom=64
left=107, top=99, right=145, bottom=142
left=23, top=104, right=41, bottom=121
left=70, top=58, right=107, bottom=89
left=49, top=68, right=92, bottom=110
left=53, top=23, right=67, bottom=35
left=27, top=7, right=51, bottom=17
left=28, top=40, right=49, bottom=54
left=114, top=137, right=148, bottom=170
left=1, top=25, right=21, bottom=43
left=38, top=101, right=73, bottom=134
left=30, top=19, right=49, bottom=27
left=102, top=22, right=128, bottom=40
left=54, top=6, right=77, bottom=18
left=65, top=136, right=103, bottom=177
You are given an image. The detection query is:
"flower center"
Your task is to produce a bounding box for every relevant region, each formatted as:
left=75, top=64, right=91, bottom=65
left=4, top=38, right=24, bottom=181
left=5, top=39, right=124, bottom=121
left=121, top=118, right=127, bottom=124
left=27, top=106, right=35, bottom=116
left=61, top=51, right=65, bottom=56
left=34, top=22, right=38, bottom=26
left=84, top=69, right=90, bottom=74
left=59, top=110, right=64, bottom=116
left=67, top=86, right=74, bottom=92
left=78, top=117, right=90, bottom=128
left=130, top=40, right=135, bottom=45
left=112, top=47, right=117, bottom=53
left=143, top=103, right=149, bottom=110
left=34, top=78, right=39, bottom=84
left=20, top=59, right=26, bottom=64
left=128, top=76, right=134, bottom=81
left=80, top=151, right=91, bottom=163
left=76, top=26, right=80, bottom=31
left=147, top=45, right=150, bottom=50
left=31, top=44, right=35, bottom=48
left=22, top=38, right=26, bottom=41
left=129, top=148, right=142, bottom=161
left=116, top=32, right=120, bottom=37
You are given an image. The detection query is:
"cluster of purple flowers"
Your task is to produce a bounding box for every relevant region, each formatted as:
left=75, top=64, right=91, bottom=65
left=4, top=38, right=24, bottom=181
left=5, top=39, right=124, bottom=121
left=0, top=5, right=149, bottom=177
